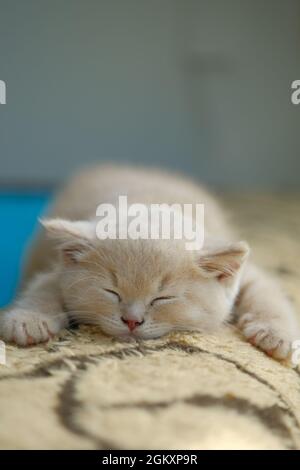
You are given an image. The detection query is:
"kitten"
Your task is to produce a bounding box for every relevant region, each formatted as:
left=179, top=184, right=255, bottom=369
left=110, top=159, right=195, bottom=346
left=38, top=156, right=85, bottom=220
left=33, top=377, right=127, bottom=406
left=0, top=165, right=298, bottom=359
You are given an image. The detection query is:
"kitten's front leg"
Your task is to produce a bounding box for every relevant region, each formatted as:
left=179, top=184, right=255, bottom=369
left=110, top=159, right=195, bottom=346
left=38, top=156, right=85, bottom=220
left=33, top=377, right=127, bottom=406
left=235, top=264, right=300, bottom=360
left=0, top=272, right=68, bottom=346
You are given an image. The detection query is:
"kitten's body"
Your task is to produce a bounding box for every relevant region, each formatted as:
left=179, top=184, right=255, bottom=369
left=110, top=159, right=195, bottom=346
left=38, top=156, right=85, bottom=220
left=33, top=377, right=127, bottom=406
left=23, top=165, right=232, bottom=280
left=1, top=165, right=299, bottom=358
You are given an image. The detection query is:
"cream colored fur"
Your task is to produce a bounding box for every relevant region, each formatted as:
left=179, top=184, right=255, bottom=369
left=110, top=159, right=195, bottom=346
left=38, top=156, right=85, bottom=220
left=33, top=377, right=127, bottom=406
left=0, top=165, right=299, bottom=358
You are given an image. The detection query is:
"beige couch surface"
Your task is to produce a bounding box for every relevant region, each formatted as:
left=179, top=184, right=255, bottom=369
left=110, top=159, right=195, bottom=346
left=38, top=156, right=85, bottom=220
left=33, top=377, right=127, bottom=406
left=0, top=193, right=300, bottom=449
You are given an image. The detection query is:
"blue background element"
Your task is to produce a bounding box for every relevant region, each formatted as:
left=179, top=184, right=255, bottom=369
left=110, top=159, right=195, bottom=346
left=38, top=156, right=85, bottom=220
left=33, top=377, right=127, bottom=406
left=0, top=192, right=51, bottom=308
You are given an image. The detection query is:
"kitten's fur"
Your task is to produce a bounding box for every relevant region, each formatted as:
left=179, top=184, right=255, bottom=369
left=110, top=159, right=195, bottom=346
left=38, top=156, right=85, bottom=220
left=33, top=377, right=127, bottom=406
left=0, top=165, right=299, bottom=359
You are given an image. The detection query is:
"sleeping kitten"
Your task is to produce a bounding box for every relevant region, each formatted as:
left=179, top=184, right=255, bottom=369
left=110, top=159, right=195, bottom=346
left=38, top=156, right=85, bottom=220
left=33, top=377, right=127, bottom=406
left=0, top=165, right=298, bottom=359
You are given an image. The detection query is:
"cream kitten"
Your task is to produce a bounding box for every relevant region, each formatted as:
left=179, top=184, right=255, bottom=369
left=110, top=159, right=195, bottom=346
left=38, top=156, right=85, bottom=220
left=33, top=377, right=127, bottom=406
left=0, top=165, right=298, bottom=359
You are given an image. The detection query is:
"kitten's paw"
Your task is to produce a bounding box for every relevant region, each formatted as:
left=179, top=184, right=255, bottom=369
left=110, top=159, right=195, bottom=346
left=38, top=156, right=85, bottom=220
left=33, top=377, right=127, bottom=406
left=238, top=313, right=292, bottom=360
left=0, top=308, right=65, bottom=346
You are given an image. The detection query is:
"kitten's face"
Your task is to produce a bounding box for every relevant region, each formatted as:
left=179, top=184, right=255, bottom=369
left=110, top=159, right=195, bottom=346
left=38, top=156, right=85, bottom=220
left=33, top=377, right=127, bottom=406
left=44, top=219, right=248, bottom=340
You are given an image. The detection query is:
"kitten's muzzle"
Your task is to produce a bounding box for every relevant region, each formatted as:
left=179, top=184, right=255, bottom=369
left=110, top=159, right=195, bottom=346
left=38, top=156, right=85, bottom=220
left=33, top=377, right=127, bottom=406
left=121, top=317, right=145, bottom=331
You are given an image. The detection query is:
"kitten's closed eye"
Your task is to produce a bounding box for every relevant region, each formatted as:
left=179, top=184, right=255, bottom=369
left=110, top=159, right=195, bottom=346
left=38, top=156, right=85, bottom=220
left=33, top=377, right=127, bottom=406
left=104, top=289, right=121, bottom=303
left=150, top=296, right=177, bottom=307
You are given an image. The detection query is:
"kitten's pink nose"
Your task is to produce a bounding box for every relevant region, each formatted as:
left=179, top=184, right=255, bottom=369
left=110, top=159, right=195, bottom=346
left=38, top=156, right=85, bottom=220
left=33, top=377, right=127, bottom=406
left=121, top=317, right=144, bottom=331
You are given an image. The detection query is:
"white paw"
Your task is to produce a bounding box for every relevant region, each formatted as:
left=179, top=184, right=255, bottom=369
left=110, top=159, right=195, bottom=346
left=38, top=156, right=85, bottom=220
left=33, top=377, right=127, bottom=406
left=0, top=308, right=64, bottom=346
left=238, top=313, right=292, bottom=360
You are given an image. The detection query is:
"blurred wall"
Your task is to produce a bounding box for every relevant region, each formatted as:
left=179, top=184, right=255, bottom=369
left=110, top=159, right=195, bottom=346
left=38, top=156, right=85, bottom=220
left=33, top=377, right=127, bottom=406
left=0, top=0, right=299, bottom=188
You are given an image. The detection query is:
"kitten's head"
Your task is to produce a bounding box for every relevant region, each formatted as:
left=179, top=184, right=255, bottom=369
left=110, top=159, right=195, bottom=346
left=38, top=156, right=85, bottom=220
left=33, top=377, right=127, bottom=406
left=42, top=218, right=249, bottom=340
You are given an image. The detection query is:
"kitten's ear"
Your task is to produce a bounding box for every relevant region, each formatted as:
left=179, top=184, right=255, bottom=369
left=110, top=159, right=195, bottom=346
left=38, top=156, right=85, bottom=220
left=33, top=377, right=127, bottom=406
left=197, top=241, right=249, bottom=282
left=40, top=218, right=95, bottom=263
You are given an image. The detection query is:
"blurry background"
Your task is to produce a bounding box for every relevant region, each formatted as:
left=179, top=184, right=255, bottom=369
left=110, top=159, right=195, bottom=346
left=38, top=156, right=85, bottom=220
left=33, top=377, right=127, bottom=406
left=0, top=0, right=299, bottom=306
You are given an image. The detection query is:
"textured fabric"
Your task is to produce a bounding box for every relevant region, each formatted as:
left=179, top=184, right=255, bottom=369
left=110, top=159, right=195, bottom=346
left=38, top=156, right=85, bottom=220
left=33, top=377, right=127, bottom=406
left=0, top=193, right=299, bottom=450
